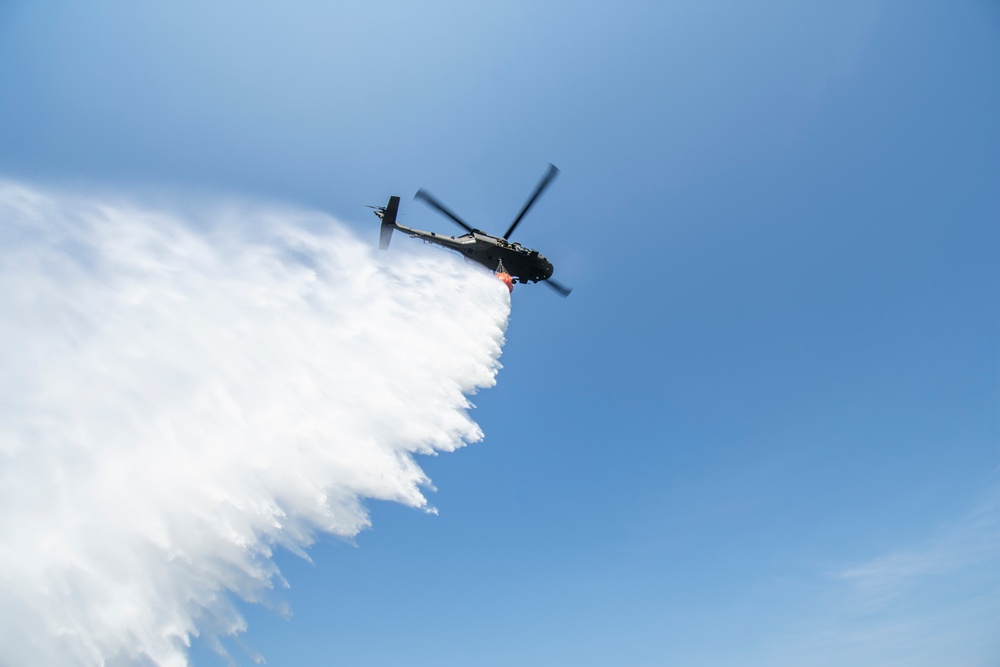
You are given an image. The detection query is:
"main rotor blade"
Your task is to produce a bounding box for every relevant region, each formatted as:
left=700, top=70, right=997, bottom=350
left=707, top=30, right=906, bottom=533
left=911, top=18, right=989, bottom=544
left=544, top=277, right=573, bottom=297
left=503, top=163, right=559, bottom=240
left=414, top=189, right=476, bottom=234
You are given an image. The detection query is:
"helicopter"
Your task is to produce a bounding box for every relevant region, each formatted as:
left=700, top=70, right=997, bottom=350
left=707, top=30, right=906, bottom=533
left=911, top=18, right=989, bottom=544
left=371, top=164, right=572, bottom=296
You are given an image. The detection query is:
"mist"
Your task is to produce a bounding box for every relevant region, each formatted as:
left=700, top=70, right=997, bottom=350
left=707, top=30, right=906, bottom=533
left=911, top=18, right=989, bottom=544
left=0, top=182, right=510, bottom=665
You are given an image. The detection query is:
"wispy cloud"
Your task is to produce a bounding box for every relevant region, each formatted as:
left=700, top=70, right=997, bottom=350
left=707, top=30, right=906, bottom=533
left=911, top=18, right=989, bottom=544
left=763, top=476, right=1000, bottom=667
left=838, top=480, right=1000, bottom=609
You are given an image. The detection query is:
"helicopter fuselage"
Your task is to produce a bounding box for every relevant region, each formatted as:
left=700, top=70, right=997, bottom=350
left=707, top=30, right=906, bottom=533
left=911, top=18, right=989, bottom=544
left=393, top=222, right=553, bottom=284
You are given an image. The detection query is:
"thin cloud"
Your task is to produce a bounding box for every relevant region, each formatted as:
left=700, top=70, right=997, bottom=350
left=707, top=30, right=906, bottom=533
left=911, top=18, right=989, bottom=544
left=838, top=484, right=1000, bottom=610
left=764, top=477, right=1000, bottom=667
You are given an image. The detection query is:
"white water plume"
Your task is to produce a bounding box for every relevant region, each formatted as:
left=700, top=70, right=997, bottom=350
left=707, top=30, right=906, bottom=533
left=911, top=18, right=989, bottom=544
left=0, top=182, right=510, bottom=666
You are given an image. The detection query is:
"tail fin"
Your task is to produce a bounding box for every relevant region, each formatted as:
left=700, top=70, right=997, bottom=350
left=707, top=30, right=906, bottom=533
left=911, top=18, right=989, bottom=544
left=378, top=196, right=399, bottom=250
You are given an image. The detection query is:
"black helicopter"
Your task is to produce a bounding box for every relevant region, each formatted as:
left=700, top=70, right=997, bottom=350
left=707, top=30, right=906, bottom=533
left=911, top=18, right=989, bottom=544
left=371, top=164, right=572, bottom=296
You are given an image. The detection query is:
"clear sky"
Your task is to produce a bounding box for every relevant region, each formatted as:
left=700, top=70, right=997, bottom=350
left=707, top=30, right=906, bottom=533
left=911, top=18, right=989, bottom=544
left=1, top=1, right=998, bottom=666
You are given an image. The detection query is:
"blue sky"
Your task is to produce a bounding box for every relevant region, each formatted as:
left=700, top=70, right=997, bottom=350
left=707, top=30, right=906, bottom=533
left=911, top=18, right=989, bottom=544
left=1, top=1, right=998, bottom=665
